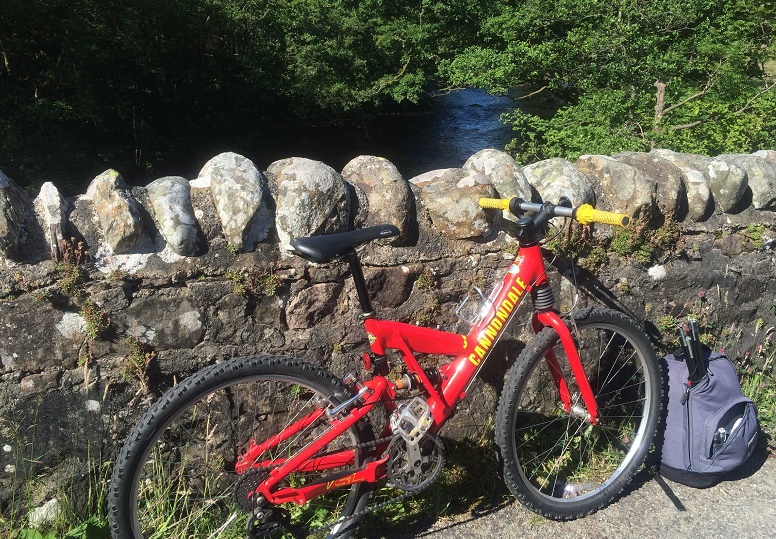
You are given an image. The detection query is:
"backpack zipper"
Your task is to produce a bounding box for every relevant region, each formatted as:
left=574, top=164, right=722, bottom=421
left=682, top=383, right=693, bottom=470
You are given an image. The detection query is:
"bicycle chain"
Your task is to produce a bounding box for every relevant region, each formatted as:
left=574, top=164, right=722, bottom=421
left=241, top=415, right=439, bottom=535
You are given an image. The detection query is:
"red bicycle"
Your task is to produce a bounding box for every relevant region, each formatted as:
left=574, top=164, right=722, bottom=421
left=109, top=197, right=661, bottom=538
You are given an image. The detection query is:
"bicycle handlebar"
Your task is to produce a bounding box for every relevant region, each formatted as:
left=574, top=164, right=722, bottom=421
left=478, top=197, right=630, bottom=227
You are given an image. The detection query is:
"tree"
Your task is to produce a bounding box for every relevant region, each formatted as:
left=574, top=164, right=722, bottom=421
left=0, top=0, right=481, bottom=191
left=439, top=0, right=776, bottom=162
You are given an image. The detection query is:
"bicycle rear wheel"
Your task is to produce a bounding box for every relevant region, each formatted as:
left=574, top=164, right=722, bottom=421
left=496, top=308, right=660, bottom=519
left=108, top=356, right=374, bottom=539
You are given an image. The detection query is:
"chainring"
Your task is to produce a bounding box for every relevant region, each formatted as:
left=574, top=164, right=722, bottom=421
left=386, top=433, right=444, bottom=492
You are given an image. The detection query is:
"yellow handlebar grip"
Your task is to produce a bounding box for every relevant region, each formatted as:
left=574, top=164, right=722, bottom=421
left=478, top=197, right=511, bottom=211
left=575, top=204, right=631, bottom=227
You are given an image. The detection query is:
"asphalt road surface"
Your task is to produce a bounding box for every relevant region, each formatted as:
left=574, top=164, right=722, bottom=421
left=378, top=448, right=774, bottom=539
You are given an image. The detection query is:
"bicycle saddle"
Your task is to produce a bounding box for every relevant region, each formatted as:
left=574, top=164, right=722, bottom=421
left=289, top=224, right=399, bottom=263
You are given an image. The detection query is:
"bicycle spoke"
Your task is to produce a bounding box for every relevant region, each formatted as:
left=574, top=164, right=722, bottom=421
left=501, top=311, right=659, bottom=517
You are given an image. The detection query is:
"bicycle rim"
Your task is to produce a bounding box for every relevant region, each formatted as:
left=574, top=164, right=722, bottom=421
left=504, top=311, right=658, bottom=515
left=123, top=370, right=369, bottom=539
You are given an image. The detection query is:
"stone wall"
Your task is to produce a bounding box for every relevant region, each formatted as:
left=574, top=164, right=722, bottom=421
left=1, top=149, right=775, bottom=517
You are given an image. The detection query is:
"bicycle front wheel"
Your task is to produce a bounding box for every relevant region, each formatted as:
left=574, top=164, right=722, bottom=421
left=108, top=356, right=374, bottom=539
left=496, top=308, right=660, bottom=520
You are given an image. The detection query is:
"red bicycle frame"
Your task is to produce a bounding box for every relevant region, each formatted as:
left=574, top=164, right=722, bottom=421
left=241, top=241, right=600, bottom=505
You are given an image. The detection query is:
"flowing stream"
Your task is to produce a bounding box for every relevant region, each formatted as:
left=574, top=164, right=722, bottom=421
left=252, top=88, right=517, bottom=179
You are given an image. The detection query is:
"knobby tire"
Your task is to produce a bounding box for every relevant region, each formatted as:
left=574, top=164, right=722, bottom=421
left=496, top=308, right=661, bottom=520
left=108, top=355, right=374, bottom=539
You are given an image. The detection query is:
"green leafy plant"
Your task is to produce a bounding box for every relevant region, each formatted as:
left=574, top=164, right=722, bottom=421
left=608, top=215, right=681, bottom=265
left=416, top=267, right=439, bottom=292
left=414, top=297, right=440, bottom=326
left=108, top=269, right=127, bottom=281
left=245, top=265, right=284, bottom=297
left=544, top=221, right=611, bottom=270
left=224, top=269, right=245, bottom=295
left=121, top=336, right=156, bottom=392
left=504, top=242, right=520, bottom=257
left=78, top=342, right=94, bottom=368
left=79, top=300, right=110, bottom=341
left=744, top=224, right=766, bottom=249
left=56, top=238, right=90, bottom=297
left=32, top=289, right=53, bottom=303
left=657, top=315, right=678, bottom=334
left=737, top=325, right=776, bottom=438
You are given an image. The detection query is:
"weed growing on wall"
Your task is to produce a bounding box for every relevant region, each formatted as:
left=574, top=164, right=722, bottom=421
left=245, top=264, right=284, bottom=297
left=737, top=322, right=776, bottom=439
left=56, top=238, right=90, bottom=297
left=416, top=267, right=439, bottom=292
left=121, top=337, right=156, bottom=393
left=744, top=223, right=766, bottom=249
left=547, top=213, right=682, bottom=269
left=79, top=300, right=111, bottom=341
left=31, top=289, right=53, bottom=304
left=224, top=269, right=245, bottom=295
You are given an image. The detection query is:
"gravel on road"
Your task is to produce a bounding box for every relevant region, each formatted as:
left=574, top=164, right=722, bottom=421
left=379, top=448, right=774, bottom=539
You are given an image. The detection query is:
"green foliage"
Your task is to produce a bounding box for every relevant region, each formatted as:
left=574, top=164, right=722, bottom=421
left=61, top=518, right=110, bottom=539
left=15, top=530, right=56, bottom=539
left=0, top=0, right=487, bottom=191
left=744, top=224, right=766, bottom=249
left=243, top=264, right=284, bottom=297
left=415, top=267, right=439, bottom=292
left=224, top=269, right=245, bottom=295
left=56, top=238, right=90, bottom=296
left=738, top=329, right=775, bottom=437
left=79, top=300, right=110, bottom=341
left=226, top=267, right=283, bottom=297
left=13, top=518, right=109, bottom=539
left=57, top=263, right=86, bottom=297
left=544, top=222, right=609, bottom=270
left=121, top=336, right=156, bottom=391
left=609, top=215, right=681, bottom=265
left=442, top=0, right=776, bottom=162
left=32, top=289, right=53, bottom=303
left=657, top=315, right=678, bottom=334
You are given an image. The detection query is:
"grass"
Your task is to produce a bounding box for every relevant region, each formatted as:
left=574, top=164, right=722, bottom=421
left=2, top=423, right=110, bottom=539
left=363, top=435, right=509, bottom=533
left=736, top=322, right=776, bottom=441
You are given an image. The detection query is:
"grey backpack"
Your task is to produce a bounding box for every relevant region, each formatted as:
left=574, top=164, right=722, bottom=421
left=659, top=350, right=758, bottom=488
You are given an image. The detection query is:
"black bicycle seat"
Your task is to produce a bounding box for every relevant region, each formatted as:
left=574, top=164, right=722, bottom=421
left=289, top=224, right=399, bottom=263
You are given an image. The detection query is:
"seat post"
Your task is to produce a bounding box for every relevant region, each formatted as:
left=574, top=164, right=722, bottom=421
left=343, top=250, right=375, bottom=318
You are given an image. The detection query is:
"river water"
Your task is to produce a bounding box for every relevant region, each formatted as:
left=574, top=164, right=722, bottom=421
left=251, top=88, right=517, bottom=179
left=32, top=88, right=517, bottom=195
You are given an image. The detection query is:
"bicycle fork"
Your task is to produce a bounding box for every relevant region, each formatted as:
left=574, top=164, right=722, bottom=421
left=236, top=376, right=392, bottom=505
left=533, top=311, right=600, bottom=425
